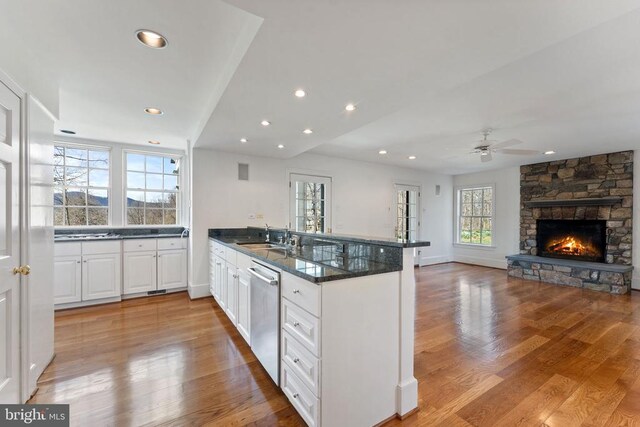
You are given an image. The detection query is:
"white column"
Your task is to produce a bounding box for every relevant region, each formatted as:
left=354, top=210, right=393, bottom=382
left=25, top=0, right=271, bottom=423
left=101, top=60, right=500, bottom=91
left=396, top=247, right=418, bottom=416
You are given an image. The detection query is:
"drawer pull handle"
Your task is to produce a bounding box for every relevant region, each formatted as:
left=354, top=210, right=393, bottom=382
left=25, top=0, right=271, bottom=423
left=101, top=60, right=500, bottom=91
left=293, top=289, right=300, bottom=294
left=293, top=322, right=300, bottom=327
left=293, top=358, right=300, bottom=363
left=292, top=393, right=299, bottom=399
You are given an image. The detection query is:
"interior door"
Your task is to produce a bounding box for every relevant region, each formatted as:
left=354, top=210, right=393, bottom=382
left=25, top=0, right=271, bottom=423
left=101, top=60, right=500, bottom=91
left=0, top=81, right=22, bottom=403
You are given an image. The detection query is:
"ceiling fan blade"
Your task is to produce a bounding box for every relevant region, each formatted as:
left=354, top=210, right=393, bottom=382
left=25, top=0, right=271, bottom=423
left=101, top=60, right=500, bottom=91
left=491, top=138, right=523, bottom=150
left=498, top=148, right=539, bottom=156
left=481, top=152, right=492, bottom=163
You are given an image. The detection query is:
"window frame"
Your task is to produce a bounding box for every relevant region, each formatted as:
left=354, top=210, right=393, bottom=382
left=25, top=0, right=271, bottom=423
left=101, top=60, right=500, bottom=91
left=454, top=183, right=496, bottom=248
left=123, top=149, right=183, bottom=227
left=53, top=142, right=112, bottom=228
left=288, top=173, right=332, bottom=234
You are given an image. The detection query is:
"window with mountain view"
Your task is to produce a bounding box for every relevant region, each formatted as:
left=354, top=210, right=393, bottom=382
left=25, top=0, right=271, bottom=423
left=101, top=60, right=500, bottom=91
left=54, top=145, right=110, bottom=226
left=125, top=152, right=180, bottom=225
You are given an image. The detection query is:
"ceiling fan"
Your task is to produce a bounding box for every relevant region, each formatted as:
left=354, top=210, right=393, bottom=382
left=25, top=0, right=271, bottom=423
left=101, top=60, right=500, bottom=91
left=470, top=129, right=539, bottom=163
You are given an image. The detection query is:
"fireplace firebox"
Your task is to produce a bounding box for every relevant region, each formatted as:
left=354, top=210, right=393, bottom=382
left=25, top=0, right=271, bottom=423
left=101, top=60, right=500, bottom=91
left=536, top=219, right=607, bottom=263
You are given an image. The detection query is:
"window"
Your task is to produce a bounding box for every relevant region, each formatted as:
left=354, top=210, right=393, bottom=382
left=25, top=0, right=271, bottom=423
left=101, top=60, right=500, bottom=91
left=457, top=185, right=493, bottom=245
left=289, top=173, right=331, bottom=233
left=125, top=152, right=180, bottom=225
left=54, top=145, right=110, bottom=226
left=395, top=184, right=420, bottom=240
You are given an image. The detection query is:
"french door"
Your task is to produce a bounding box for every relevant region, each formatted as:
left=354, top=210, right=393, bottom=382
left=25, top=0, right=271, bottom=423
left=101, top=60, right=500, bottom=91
left=395, top=184, right=420, bottom=241
left=289, top=174, right=332, bottom=233
left=0, top=80, right=22, bottom=403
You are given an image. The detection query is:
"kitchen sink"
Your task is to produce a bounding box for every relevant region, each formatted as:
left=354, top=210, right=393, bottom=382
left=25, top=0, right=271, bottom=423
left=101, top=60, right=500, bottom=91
left=55, top=233, right=119, bottom=240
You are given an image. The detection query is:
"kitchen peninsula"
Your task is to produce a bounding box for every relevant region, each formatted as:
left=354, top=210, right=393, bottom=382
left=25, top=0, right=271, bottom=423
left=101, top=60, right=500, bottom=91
left=208, top=227, right=430, bottom=427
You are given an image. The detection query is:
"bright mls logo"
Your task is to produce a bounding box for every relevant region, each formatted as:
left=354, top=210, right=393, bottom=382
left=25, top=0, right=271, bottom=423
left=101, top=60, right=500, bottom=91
left=1, top=405, right=69, bottom=426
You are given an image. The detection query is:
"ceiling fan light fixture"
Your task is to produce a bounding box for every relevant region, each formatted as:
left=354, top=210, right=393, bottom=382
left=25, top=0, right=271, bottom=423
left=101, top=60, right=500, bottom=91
left=480, top=151, right=489, bottom=156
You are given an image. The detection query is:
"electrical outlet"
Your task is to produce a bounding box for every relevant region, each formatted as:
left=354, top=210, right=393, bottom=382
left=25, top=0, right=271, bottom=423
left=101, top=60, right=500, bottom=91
left=248, top=213, right=256, bottom=220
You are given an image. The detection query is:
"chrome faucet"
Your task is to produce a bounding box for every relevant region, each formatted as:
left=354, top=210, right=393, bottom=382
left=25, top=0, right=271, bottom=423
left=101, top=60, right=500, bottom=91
left=265, top=224, right=270, bottom=243
left=180, top=227, right=189, bottom=238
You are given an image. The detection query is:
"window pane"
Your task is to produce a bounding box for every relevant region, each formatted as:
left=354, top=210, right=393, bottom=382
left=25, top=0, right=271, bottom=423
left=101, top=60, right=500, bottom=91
left=462, top=203, right=472, bottom=216
left=54, top=188, right=63, bottom=206
left=53, top=166, right=64, bottom=185
left=66, top=207, right=87, bottom=226
left=65, top=167, right=87, bottom=186
left=145, top=209, right=163, bottom=225
left=127, top=191, right=144, bottom=207
left=163, top=193, right=177, bottom=208
left=89, top=169, right=109, bottom=187
left=127, top=154, right=145, bottom=171
left=88, top=189, right=108, bottom=206
left=145, top=191, right=163, bottom=207
left=127, top=208, right=145, bottom=225
left=483, top=201, right=492, bottom=216
left=146, top=156, right=163, bottom=173
left=163, top=157, right=177, bottom=174
left=65, top=188, right=86, bottom=206
left=54, top=147, right=64, bottom=166
left=88, top=150, right=109, bottom=169
left=87, top=208, right=108, bottom=225
left=462, top=190, right=472, bottom=204
left=64, top=148, right=87, bottom=167
left=163, top=210, right=177, bottom=225
left=163, top=174, right=178, bottom=190
left=483, top=188, right=493, bottom=202
left=471, top=218, right=481, bottom=244
left=146, top=173, right=163, bottom=190
left=54, top=207, right=65, bottom=226
left=127, top=172, right=145, bottom=189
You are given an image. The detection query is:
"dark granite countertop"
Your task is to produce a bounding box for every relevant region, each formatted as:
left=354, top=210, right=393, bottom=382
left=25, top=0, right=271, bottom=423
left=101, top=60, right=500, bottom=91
left=54, top=227, right=188, bottom=243
left=210, top=235, right=402, bottom=284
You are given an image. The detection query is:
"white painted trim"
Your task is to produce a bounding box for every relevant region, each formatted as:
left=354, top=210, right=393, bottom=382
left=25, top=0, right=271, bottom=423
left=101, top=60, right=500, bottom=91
left=453, top=254, right=507, bottom=270
left=453, top=182, right=496, bottom=246
left=631, top=274, right=640, bottom=291
left=54, top=296, right=122, bottom=311
left=397, top=248, right=418, bottom=416
left=419, top=255, right=452, bottom=266
left=188, top=282, right=211, bottom=299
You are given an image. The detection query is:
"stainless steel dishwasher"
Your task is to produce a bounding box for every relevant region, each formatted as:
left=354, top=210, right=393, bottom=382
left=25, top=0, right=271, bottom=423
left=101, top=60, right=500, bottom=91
left=248, top=260, right=281, bottom=385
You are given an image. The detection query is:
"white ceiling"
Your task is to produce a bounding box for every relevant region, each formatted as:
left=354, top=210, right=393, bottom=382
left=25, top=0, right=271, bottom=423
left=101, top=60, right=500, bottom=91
left=3, top=1, right=640, bottom=172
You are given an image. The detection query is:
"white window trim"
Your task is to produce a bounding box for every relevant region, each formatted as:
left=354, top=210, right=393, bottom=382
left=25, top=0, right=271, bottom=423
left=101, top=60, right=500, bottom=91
left=123, top=149, right=183, bottom=228
left=54, top=142, right=113, bottom=228
left=454, top=183, right=496, bottom=248
left=288, top=173, right=332, bottom=233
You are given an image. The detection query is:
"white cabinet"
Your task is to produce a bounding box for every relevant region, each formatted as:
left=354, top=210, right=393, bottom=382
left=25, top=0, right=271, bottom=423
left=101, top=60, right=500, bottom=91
left=216, top=256, right=227, bottom=311
left=225, top=263, right=238, bottom=325
left=54, top=241, right=121, bottom=306
left=158, top=249, right=187, bottom=290
left=123, top=238, right=188, bottom=295
left=123, top=251, right=157, bottom=294
left=236, top=270, right=251, bottom=344
left=82, top=253, right=121, bottom=301
left=53, top=256, right=82, bottom=304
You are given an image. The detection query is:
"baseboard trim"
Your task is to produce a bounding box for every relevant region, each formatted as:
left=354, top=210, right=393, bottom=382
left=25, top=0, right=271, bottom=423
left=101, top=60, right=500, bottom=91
left=419, top=255, right=452, bottom=266
left=453, top=255, right=507, bottom=270
left=632, top=275, right=640, bottom=291
left=188, top=282, right=210, bottom=299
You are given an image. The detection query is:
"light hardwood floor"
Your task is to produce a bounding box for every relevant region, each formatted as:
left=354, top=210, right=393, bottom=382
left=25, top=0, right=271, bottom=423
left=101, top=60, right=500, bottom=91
left=30, top=263, right=640, bottom=426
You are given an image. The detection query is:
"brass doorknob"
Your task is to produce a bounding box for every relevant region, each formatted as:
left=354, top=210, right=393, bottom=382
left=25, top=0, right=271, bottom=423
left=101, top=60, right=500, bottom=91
left=12, top=265, right=31, bottom=276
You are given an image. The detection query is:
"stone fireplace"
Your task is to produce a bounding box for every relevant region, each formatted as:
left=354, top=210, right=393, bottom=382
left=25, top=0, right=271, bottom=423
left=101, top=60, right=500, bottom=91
left=507, top=151, right=633, bottom=294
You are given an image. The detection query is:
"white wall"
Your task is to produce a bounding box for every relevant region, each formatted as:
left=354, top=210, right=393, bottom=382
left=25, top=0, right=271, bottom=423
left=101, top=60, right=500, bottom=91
left=452, top=167, right=520, bottom=269
left=190, top=149, right=453, bottom=290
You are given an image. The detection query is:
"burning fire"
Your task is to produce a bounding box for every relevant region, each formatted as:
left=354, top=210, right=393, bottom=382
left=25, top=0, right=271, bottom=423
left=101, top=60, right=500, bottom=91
left=546, top=236, right=600, bottom=257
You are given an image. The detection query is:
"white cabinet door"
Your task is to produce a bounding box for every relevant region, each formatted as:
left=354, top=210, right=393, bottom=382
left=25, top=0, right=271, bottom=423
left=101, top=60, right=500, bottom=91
left=237, top=269, right=250, bottom=344
left=225, top=264, right=238, bottom=325
left=53, top=256, right=82, bottom=304
left=217, top=257, right=227, bottom=311
left=158, top=249, right=187, bottom=290
left=123, top=251, right=157, bottom=294
left=82, top=253, right=121, bottom=301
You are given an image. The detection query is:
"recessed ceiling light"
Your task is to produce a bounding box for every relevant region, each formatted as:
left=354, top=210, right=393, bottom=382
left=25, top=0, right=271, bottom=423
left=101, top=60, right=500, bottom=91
left=277, top=144, right=284, bottom=149
left=481, top=152, right=489, bottom=156
left=294, top=89, right=306, bottom=98
left=136, top=29, right=168, bottom=49
left=148, top=140, right=160, bottom=145
left=303, top=128, right=313, bottom=134
left=240, top=138, right=248, bottom=143
left=379, top=150, right=387, bottom=155
left=144, top=107, right=163, bottom=115
left=408, top=155, right=416, bottom=160
left=544, top=150, right=556, bottom=155
left=261, top=120, right=271, bottom=126
left=60, top=129, right=76, bottom=135
left=345, top=103, right=356, bottom=111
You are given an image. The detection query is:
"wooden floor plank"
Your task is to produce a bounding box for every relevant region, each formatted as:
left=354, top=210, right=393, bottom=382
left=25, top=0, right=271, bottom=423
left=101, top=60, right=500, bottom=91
left=29, top=263, right=640, bottom=426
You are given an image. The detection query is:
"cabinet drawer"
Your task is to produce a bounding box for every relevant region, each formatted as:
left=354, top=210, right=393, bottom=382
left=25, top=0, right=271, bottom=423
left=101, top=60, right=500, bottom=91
left=282, top=331, right=320, bottom=395
left=82, top=240, right=121, bottom=255
left=282, top=364, right=320, bottom=427
left=282, top=272, right=320, bottom=317
left=282, top=299, right=320, bottom=357
left=123, top=239, right=157, bottom=252
left=158, top=237, right=187, bottom=250
left=55, top=242, right=82, bottom=257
